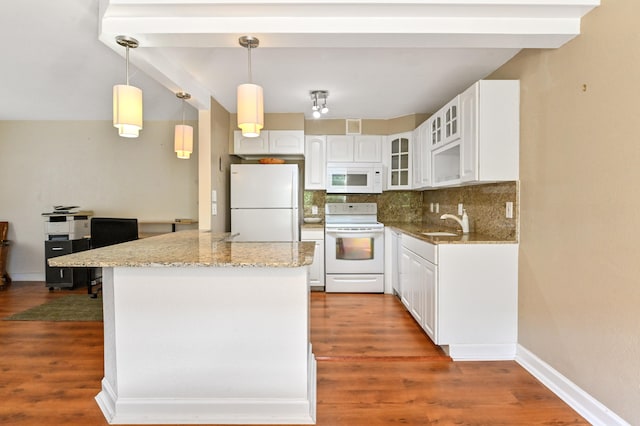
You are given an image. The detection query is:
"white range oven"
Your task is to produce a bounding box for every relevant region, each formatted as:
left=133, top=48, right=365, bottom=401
left=324, top=203, right=384, bottom=293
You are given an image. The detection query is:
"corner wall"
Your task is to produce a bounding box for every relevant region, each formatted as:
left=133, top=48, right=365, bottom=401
left=210, top=98, right=232, bottom=232
left=489, top=1, right=640, bottom=423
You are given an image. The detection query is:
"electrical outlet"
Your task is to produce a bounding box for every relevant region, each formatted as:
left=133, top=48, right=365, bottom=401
left=311, top=205, right=318, bottom=215
left=211, top=190, right=217, bottom=203
left=430, top=203, right=434, bottom=213
left=505, top=202, right=513, bottom=219
left=435, top=203, right=440, bottom=214
left=458, top=203, right=464, bottom=215
left=212, top=203, right=217, bottom=216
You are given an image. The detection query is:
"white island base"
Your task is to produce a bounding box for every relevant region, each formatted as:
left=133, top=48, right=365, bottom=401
left=95, top=266, right=316, bottom=425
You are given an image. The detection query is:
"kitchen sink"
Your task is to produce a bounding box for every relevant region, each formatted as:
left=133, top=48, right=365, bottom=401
left=422, top=232, right=458, bottom=237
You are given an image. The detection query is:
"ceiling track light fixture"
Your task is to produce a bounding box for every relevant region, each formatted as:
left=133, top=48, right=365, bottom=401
left=310, top=90, right=329, bottom=119
left=113, top=35, right=143, bottom=138
left=237, top=36, right=264, bottom=138
left=175, top=92, right=193, bottom=159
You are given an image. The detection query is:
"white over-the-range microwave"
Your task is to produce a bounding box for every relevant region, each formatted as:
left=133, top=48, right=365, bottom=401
left=326, top=163, right=383, bottom=194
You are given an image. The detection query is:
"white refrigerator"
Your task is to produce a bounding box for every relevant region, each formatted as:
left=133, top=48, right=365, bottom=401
left=230, top=164, right=300, bottom=242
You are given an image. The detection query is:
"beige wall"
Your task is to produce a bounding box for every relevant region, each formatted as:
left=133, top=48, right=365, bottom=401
left=0, top=120, right=199, bottom=279
left=210, top=98, right=233, bottom=232
left=304, top=114, right=426, bottom=135
left=490, top=1, right=640, bottom=423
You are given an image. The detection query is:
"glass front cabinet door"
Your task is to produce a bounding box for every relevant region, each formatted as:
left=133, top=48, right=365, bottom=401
left=387, top=132, right=412, bottom=190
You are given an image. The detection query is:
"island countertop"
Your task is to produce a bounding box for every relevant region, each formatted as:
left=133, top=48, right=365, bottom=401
left=48, top=230, right=316, bottom=268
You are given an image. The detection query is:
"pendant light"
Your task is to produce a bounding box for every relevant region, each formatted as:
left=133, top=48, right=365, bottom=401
left=237, top=36, right=263, bottom=138
left=174, top=92, right=193, bottom=159
left=113, top=35, right=143, bottom=138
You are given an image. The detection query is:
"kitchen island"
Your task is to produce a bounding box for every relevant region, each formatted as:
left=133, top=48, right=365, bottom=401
left=49, top=230, right=317, bottom=425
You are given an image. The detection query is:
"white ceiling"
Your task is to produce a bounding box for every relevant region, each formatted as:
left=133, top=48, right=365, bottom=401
left=0, top=0, right=598, bottom=122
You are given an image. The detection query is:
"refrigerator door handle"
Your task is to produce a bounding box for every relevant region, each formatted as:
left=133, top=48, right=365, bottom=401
left=291, top=170, right=297, bottom=240
left=291, top=169, right=296, bottom=208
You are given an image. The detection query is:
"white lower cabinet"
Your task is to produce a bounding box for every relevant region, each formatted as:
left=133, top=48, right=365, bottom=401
left=398, top=233, right=518, bottom=361
left=385, top=228, right=402, bottom=295
left=301, top=228, right=325, bottom=289
left=400, top=235, right=437, bottom=342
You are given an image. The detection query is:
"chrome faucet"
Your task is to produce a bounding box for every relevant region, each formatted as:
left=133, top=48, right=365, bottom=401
left=440, top=211, right=469, bottom=234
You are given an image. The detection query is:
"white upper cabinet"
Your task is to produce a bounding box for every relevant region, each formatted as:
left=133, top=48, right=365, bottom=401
left=429, top=112, right=443, bottom=149
left=233, top=130, right=304, bottom=157
left=234, top=131, right=269, bottom=155
left=442, top=96, right=460, bottom=145
left=413, top=120, right=431, bottom=189
left=431, top=80, right=519, bottom=187
left=354, top=135, right=383, bottom=162
left=327, top=135, right=382, bottom=163
left=386, top=132, right=412, bottom=190
left=326, top=135, right=354, bottom=162
left=304, top=135, right=326, bottom=190
left=459, top=80, right=519, bottom=183
left=269, top=130, right=305, bottom=154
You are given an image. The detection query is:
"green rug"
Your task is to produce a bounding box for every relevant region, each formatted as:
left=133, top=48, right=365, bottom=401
left=4, top=295, right=103, bottom=321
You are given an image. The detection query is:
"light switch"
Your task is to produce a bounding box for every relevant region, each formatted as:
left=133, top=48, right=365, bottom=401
left=430, top=203, right=434, bottom=213
left=211, top=203, right=217, bottom=216
left=211, top=190, right=217, bottom=203
left=435, top=203, right=440, bottom=213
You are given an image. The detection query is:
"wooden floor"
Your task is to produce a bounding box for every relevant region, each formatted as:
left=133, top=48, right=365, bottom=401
left=0, top=282, right=588, bottom=426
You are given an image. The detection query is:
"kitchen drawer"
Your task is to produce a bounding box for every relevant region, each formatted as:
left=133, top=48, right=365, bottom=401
left=301, top=228, right=324, bottom=240
left=44, top=239, right=90, bottom=288
left=45, top=240, right=73, bottom=257
left=401, top=234, right=437, bottom=264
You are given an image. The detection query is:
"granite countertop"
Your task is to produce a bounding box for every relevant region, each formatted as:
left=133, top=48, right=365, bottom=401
left=384, top=222, right=518, bottom=244
left=48, top=230, right=316, bottom=268
left=301, top=223, right=324, bottom=230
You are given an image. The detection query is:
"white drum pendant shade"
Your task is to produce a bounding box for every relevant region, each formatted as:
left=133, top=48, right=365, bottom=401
left=237, top=83, right=263, bottom=137
left=113, top=84, right=143, bottom=138
left=174, top=124, right=193, bottom=159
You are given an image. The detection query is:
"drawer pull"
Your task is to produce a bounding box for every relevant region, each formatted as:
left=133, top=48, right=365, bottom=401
left=51, top=247, right=64, bottom=251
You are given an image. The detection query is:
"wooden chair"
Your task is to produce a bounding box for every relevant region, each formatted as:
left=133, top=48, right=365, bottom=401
left=0, top=222, right=11, bottom=287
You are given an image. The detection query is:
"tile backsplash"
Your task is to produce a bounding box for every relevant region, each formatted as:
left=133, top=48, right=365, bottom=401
left=421, top=181, right=518, bottom=240
left=304, top=181, right=518, bottom=240
left=303, top=191, right=422, bottom=223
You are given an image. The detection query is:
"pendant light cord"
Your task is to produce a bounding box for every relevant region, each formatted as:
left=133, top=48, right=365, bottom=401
left=125, top=45, right=130, bottom=86
left=247, top=46, right=253, bottom=83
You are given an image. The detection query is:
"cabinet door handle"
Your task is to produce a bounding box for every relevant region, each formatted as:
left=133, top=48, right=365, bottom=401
left=59, top=270, right=64, bottom=278
left=51, top=247, right=64, bottom=251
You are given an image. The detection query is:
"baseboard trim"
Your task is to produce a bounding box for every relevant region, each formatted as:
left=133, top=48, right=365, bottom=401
left=10, top=273, right=45, bottom=281
left=515, top=345, right=629, bottom=426
left=95, top=355, right=317, bottom=425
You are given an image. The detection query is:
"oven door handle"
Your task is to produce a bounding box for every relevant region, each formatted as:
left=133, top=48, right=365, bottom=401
left=326, top=229, right=384, bottom=237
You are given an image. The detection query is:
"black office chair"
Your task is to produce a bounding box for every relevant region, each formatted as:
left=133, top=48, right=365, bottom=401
left=89, top=217, right=138, bottom=297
